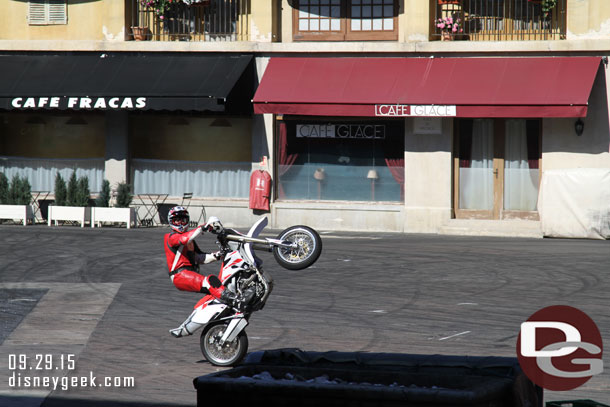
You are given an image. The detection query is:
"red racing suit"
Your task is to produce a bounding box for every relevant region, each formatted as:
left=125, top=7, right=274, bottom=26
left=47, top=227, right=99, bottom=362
left=164, top=227, right=222, bottom=296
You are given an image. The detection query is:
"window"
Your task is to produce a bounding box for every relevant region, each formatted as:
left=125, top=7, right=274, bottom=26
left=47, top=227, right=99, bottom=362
left=130, top=114, right=252, bottom=198
left=293, top=0, right=398, bottom=41
left=277, top=120, right=404, bottom=202
left=455, top=119, right=541, bottom=220
left=29, top=0, right=67, bottom=25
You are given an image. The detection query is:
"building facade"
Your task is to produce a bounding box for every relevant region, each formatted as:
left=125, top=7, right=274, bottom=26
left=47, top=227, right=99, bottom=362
left=0, top=0, right=608, bottom=236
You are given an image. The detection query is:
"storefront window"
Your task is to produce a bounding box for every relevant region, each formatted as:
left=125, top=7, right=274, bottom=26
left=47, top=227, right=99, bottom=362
left=130, top=114, right=252, bottom=198
left=0, top=112, right=104, bottom=193
left=277, top=120, right=404, bottom=202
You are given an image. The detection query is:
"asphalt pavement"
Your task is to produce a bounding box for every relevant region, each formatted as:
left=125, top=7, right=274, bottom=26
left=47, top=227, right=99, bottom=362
left=0, top=224, right=608, bottom=406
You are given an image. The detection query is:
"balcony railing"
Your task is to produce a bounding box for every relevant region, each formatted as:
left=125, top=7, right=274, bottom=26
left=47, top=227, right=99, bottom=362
left=128, top=0, right=249, bottom=42
left=432, top=0, right=566, bottom=41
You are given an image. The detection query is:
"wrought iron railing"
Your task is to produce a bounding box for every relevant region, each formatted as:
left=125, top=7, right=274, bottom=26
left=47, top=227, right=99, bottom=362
left=128, top=0, right=249, bottom=42
left=433, top=0, right=566, bottom=41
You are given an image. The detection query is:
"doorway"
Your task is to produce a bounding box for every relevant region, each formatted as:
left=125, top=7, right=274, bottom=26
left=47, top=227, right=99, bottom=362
left=453, top=118, right=541, bottom=220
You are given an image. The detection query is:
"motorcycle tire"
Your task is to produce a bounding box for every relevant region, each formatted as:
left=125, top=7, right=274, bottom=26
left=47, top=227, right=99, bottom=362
left=273, top=225, right=322, bottom=270
left=200, top=322, right=248, bottom=367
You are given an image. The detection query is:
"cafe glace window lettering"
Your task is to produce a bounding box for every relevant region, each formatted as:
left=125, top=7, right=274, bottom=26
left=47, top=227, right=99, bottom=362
left=11, top=97, right=147, bottom=110
left=279, top=121, right=404, bottom=203
left=296, top=124, right=385, bottom=139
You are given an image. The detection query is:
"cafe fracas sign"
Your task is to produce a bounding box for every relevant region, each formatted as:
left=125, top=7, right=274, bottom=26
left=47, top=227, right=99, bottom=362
left=10, top=96, right=148, bottom=110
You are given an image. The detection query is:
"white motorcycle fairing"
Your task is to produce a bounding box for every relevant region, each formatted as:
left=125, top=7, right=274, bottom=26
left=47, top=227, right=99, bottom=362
left=191, top=302, right=227, bottom=325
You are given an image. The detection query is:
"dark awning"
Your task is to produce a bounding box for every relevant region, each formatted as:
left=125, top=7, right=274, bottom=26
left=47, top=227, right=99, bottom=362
left=253, top=57, right=602, bottom=118
left=0, top=53, right=253, bottom=112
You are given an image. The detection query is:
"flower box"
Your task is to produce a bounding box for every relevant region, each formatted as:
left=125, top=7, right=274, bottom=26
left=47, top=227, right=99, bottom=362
left=0, top=204, right=34, bottom=226
left=91, top=207, right=136, bottom=229
left=48, top=206, right=91, bottom=228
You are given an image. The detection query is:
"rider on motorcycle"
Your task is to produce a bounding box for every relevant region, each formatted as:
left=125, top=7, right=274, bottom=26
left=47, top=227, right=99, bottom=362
left=164, top=206, right=234, bottom=337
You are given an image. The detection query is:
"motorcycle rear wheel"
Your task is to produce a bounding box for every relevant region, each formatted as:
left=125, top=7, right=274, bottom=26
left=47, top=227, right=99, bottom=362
left=200, top=322, right=248, bottom=367
left=273, top=225, right=322, bottom=270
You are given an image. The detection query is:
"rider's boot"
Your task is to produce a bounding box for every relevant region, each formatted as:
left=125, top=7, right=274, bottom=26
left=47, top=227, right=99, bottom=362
left=209, top=285, right=237, bottom=305
left=169, top=309, right=203, bottom=338
left=205, top=275, right=237, bottom=306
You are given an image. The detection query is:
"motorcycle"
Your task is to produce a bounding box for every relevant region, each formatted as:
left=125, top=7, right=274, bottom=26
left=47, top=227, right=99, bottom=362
left=175, top=216, right=322, bottom=366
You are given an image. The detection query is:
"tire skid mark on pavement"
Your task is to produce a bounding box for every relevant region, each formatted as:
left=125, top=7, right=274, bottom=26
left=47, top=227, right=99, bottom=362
left=0, top=282, right=121, bottom=407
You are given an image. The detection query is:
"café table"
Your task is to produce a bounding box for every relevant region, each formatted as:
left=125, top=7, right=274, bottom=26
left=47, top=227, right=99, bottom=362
left=134, top=193, right=169, bottom=227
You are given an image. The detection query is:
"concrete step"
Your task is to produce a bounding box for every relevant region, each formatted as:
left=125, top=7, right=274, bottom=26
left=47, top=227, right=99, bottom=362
left=438, top=219, right=543, bottom=239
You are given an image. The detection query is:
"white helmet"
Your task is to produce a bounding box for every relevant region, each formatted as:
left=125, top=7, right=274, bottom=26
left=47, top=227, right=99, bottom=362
left=168, top=206, right=189, bottom=233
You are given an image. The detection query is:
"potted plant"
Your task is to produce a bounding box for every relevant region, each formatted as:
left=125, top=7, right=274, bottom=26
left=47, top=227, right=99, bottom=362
left=0, top=173, right=34, bottom=226
left=91, top=181, right=136, bottom=229
left=435, top=15, right=463, bottom=41
left=131, top=26, right=152, bottom=41
left=528, top=0, right=557, bottom=17
left=48, top=171, right=92, bottom=227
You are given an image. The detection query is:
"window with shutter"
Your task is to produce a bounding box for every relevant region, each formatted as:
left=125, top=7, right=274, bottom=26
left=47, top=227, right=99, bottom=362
left=29, top=0, right=67, bottom=25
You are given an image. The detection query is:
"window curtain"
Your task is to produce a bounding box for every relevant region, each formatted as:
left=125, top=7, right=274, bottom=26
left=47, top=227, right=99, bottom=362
left=504, top=120, right=539, bottom=211
left=277, top=121, right=298, bottom=199
left=0, top=156, right=104, bottom=193
left=384, top=158, right=404, bottom=201
left=459, top=119, right=494, bottom=210
left=132, top=158, right=250, bottom=198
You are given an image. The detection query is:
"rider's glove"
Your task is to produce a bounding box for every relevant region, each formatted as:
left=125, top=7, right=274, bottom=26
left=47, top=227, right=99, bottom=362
left=204, top=216, right=222, bottom=234
left=203, top=251, right=222, bottom=264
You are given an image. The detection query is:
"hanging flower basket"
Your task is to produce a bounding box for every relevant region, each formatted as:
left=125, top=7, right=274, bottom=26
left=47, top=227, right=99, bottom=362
left=438, top=0, right=460, bottom=4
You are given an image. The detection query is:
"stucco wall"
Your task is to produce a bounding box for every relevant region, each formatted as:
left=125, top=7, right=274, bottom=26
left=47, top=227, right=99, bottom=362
left=568, top=0, right=610, bottom=38
left=0, top=0, right=125, bottom=41
left=542, top=63, right=610, bottom=171
left=404, top=118, right=453, bottom=233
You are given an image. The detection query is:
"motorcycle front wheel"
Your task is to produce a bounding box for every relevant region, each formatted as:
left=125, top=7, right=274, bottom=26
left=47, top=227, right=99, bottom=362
left=200, top=322, right=248, bottom=367
left=273, top=225, right=322, bottom=270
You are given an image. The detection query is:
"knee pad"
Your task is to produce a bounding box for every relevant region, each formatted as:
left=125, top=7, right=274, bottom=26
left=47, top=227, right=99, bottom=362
left=207, top=275, right=222, bottom=288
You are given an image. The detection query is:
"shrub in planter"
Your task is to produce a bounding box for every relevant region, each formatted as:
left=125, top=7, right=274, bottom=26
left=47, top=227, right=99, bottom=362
left=54, top=173, right=67, bottom=206
left=49, top=171, right=91, bottom=227
left=66, top=171, right=78, bottom=206
left=96, top=180, right=111, bottom=208
left=65, top=171, right=90, bottom=207
left=77, top=176, right=91, bottom=207
left=0, top=173, right=34, bottom=225
left=0, top=172, right=10, bottom=204
left=91, top=181, right=135, bottom=229
left=116, top=182, right=133, bottom=208
left=9, top=175, right=32, bottom=205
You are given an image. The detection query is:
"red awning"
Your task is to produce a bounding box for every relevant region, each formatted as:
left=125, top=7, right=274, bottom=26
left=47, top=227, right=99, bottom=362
left=253, top=57, right=601, bottom=118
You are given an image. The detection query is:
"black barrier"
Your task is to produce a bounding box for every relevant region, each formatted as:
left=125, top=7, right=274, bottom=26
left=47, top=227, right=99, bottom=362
left=157, top=203, right=178, bottom=225
left=194, top=349, right=543, bottom=407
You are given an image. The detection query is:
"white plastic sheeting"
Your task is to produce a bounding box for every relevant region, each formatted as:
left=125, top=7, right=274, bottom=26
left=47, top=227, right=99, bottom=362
left=539, top=168, right=610, bottom=239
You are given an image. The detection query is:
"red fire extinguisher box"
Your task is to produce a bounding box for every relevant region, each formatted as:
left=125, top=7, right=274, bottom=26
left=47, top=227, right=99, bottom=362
left=249, top=170, right=271, bottom=211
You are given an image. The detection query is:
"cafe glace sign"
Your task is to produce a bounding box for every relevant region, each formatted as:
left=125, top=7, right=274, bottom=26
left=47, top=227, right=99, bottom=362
left=297, top=124, right=385, bottom=139
left=10, top=97, right=147, bottom=110
left=375, top=104, right=456, bottom=117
